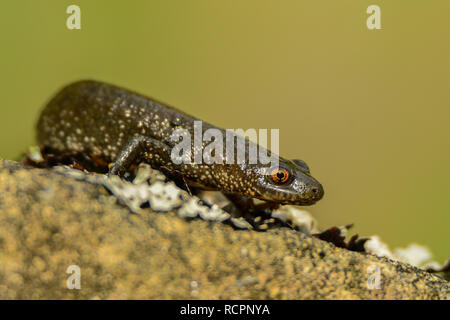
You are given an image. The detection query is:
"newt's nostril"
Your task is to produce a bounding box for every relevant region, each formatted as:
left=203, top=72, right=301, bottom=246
left=311, top=186, right=324, bottom=200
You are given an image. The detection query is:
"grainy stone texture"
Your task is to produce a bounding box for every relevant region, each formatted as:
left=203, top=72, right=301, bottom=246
left=0, top=159, right=448, bottom=299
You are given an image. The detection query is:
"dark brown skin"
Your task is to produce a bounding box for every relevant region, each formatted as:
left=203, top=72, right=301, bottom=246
left=37, top=80, right=324, bottom=205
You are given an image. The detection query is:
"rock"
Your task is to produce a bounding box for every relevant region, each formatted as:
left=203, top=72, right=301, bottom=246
left=0, top=159, right=447, bottom=299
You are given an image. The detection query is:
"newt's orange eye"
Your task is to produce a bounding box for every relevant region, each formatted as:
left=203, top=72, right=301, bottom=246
left=267, top=167, right=290, bottom=184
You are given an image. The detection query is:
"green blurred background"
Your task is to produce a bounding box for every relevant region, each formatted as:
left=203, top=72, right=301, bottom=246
left=0, top=1, right=448, bottom=262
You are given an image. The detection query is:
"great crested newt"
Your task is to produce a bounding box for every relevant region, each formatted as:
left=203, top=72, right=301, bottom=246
left=37, top=80, right=324, bottom=206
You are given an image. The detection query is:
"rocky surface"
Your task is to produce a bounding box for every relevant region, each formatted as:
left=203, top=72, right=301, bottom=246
left=0, top=159, right=448, bottom=299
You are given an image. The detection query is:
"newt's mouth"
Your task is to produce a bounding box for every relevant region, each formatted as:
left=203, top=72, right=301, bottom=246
left=254, top=183, right=324, bottom=206
left=279, top=198, right=320, bottom=206
left=254, top=193, right=321, bottom=206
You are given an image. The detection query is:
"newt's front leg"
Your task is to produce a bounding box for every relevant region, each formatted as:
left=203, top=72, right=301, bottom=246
left=108, top=135, right=193, bottom=195
left=109, top=135, right=173, bottom=177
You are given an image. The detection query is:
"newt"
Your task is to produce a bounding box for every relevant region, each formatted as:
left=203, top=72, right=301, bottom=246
left=36, top=80, right=324, bottom=206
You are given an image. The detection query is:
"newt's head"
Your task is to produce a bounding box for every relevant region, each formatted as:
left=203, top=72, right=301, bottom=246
left=246, top=158, right=324, bottom=206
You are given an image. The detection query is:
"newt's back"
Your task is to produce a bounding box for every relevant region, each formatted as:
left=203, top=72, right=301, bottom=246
left=37, top=80, right=204, bottom=163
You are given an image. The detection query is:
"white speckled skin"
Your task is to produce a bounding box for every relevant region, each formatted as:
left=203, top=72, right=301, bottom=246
left=37, top=80, right=324, bottom=205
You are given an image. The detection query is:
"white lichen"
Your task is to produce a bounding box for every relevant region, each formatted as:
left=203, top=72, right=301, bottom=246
left=271, top=205, right=318, bottom=234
